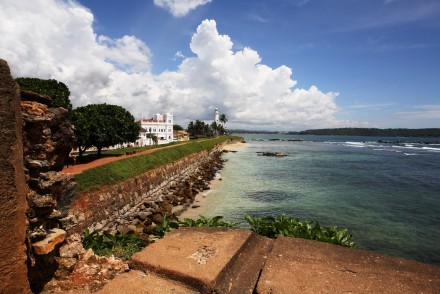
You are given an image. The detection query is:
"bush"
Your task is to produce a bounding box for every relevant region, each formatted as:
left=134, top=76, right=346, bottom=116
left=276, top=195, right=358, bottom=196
left=179, top=215, right=237, bottom=228
left=82, top=229, right=148, bottom=260
left=15, top=77, right=72, bottom=111
left=245, top=214, right=356, bottom=248
left=151, top=214, right=238, bottom=238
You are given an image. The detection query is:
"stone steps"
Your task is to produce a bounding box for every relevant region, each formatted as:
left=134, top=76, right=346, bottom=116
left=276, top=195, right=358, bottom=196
left=97, top=227, right=440, bottom=293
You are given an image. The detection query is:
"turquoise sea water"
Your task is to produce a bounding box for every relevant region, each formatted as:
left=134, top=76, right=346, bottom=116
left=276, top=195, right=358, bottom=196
left=200, top=134, right=440, bottom=265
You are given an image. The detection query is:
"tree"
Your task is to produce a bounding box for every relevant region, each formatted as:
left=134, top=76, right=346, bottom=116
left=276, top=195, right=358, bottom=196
left=187, top=120, right=212, bottom=138
left=173, top=124, right=184, bottom=131
left=147, top=133, right=158, bottom=145
left=219, top=113, right=228, bottom=126
left=70, top=104, right=140, bottom=157
left=15, top=77, right=72, bottom=111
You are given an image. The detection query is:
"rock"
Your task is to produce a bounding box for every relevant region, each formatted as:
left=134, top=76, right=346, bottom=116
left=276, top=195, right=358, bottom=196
left=127, top=224, right=144, bottom=235
left=27, top=159, right=49, bottom=170
left=152, top=212, right=163, bottom=224
left=58, top=214, right=78, bottom=229
left=20, top=89, right=52, bottom=106
left=30, top=193, right=57, bottom=208
left=94, top=222, right=104, bottom=231
left=48, top=209, right=62, bottom=219
left=54, top=257, right=77, bottom=278
left=117, top=226, right=134, bottom=235
left=137, top=211, right=151, bottom=220
left=59, top=233, right=85, bottom=258
left=32, top=228, right=67, bottom=255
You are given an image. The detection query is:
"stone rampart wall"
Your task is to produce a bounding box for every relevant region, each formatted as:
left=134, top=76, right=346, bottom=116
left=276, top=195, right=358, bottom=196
left=62, top=149, right=221, bottom=235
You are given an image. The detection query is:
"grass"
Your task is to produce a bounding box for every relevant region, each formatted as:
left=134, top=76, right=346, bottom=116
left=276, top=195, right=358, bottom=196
left=75, top=136, right=241, bottom=193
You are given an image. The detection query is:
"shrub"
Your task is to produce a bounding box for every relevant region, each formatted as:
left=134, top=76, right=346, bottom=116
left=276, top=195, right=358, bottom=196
left=82, top=229, right=148, bottom=260
left=245, top=214, right=356, bottom=248
left=151, top=214, right=238, bottom=238
left=179, top=215, right=237, bottom=228
left=15, top=77, right=72, bottom=111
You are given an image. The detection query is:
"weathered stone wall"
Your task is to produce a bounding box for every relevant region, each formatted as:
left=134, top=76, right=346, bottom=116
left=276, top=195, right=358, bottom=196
left=0, top=60, right=31, bottom=293
left=20, top=86, right=76, bottom=292
left=62, top=148, right=225, bottom=236
left=0, top=58, right=75, bottom=292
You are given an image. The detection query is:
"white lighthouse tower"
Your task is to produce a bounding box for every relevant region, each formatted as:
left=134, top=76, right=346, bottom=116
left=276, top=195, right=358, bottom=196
left=214, top=108, right=220, bottom=124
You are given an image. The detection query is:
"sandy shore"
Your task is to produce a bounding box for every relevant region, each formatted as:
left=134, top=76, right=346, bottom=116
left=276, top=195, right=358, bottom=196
left=223, top=141, right=248, bottom=151
left=175, top=141, right=248, bottom=220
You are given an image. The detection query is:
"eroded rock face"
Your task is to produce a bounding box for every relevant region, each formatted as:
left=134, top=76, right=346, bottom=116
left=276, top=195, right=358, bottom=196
left=19, top=79, right=76, bottom=292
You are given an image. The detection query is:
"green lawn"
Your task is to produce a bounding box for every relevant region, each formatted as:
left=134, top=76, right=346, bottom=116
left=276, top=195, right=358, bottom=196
left=74, top=136, right=241, bottom=193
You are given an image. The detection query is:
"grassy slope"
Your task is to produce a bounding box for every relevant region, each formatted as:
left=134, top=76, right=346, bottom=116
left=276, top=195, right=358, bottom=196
left=75, top=136, right=240, bottom=193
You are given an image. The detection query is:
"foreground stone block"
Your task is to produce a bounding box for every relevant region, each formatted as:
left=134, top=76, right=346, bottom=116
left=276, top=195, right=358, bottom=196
left=32, top=228, right=67, bottom=255
left=130, top=227, right=273, bottom=293
left=97, top=270, right=199, bottom=294
left=256, top=237, right=440, bottom=293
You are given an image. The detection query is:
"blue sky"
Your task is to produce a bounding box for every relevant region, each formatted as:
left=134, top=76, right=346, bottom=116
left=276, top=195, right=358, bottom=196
left=1, top=0, right=439, bottom=130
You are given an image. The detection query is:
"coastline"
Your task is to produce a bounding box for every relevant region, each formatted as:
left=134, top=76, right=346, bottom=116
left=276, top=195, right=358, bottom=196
left=175, top=141, right=248, bottom=220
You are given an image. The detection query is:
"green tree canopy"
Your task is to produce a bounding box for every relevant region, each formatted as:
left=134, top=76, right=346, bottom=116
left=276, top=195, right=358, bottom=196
left=173, top=124, right=184, bottom=131
left=187, top=120, right=213, bottom=138
left=15, top=77, right=72, bottom=111
left=71, top=104, right=140, bottom=157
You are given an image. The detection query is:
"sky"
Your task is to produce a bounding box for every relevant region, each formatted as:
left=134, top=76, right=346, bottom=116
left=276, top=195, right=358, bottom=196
left=1, top=0, right=439, bottom=131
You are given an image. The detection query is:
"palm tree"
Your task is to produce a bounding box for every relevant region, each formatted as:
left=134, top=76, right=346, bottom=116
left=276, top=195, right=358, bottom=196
left=219, top=114, right=228, bottom=127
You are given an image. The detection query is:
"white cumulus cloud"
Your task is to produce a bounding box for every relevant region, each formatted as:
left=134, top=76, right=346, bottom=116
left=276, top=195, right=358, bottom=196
left=153, top=0, right=212, bottom=17
left=0, top=0, right=341, bottom=130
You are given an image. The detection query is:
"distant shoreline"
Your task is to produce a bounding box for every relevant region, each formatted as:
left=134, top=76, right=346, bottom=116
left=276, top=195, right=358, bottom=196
left=230, top=128, right=440, bottom=138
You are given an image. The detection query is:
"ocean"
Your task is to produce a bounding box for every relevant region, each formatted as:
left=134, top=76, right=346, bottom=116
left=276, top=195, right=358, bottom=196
left=195, top=134, right=440, bottom=265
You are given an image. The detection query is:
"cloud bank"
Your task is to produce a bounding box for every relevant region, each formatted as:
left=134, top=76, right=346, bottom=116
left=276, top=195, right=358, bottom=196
left=153, top=0, right=212, bottom=17
left=0, top=0, right=340, bottom=130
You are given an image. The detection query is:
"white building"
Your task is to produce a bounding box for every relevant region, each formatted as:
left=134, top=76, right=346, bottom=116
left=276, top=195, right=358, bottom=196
left=214, top=108, right=220, bottom=125
left=135, top=113, right=174, bottom=146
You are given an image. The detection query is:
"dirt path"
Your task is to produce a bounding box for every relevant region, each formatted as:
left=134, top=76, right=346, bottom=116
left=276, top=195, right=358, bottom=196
left=62, top=142, right=188, bottom=175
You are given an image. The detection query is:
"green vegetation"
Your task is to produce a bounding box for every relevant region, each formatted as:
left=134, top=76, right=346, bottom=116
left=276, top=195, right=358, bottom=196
left=150, top=214, right=180, bottom=238
left=245, top=214, right=356, bottom=248
left=16, top=77, right=72, bottom=111
left=82, top=214, right=355, bottom=259
left=82, top=215, right=237, bottom=258
left=82, top=229, right=147, bottom=260
left=173, top=124, right=184, bottom=131
left=179, top=215, right=237, bottom=228
left=287, top=128, right=440, bottom=138
left=187, top=120, right=213, bottom=138
left=70, top=104, right=140, bottom=157
left=75, top=136, right=239, bottom=192
left=152, top=214, right=238, bottom=238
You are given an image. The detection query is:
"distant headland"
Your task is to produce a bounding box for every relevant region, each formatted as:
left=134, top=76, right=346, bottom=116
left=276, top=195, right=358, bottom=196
left=230, top=128, right=440, bottom=138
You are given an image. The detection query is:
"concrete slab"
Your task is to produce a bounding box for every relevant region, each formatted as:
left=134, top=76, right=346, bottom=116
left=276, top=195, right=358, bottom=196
left=256, top=237, right=440, bottom=293
left=97, top=270, right=199, bottom=294
left=130, top=227, right=273, bottom=293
